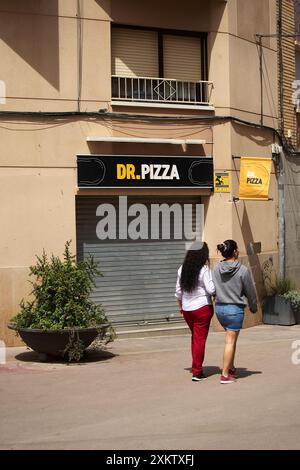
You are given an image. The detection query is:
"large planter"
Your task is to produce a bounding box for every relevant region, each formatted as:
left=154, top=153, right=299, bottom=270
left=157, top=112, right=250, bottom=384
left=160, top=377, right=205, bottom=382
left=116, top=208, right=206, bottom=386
left=8, top=323, right=109, bottom=359
left=263, top=295, right=298, bottom=326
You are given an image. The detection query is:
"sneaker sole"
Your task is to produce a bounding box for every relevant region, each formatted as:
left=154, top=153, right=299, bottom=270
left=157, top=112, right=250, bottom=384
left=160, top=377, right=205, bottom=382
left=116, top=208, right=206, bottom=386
left=192, top=377, right=207, bottom=382
left=220, top=379, right=236, bottom=384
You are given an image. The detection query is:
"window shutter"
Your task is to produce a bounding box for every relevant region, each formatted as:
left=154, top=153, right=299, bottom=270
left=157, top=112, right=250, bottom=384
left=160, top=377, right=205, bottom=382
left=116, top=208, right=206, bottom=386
left=163, top=35, right=202, bottom=81
left=111, top=28, right=158, bottom=78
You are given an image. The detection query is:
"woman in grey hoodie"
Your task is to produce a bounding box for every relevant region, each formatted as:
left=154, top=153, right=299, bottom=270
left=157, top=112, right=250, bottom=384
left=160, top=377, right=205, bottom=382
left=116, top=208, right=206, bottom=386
left=213, top=239, right=257, bottom=384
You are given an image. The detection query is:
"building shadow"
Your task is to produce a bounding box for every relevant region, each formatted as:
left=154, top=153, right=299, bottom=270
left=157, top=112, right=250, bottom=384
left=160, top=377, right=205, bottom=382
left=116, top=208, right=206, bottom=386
left=232, top=122, right=273, bottom=147
left=95, top=0, right=111, bottom=17
left=234, top=200, right=266, bottom=299
left=231, top=151, right=272, bottom=302
left=0, top=0, right=59, bottom=90
left=86, top=141, right=208, bottom=157
left=106, top=0, right=225, bottom=32
left=284, top=152, right=300, bottom=288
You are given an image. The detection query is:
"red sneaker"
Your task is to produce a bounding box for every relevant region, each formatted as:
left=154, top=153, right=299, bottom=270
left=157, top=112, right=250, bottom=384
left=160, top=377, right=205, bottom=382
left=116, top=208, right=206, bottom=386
left=220, top=374, right=236, bottom=384
left=229, top=367, right=237, bottom=377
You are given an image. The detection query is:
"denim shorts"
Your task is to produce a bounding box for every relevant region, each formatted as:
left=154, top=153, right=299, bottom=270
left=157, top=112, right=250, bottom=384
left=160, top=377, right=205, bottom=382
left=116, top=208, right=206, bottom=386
left=215, top=303, right=245, bottom=331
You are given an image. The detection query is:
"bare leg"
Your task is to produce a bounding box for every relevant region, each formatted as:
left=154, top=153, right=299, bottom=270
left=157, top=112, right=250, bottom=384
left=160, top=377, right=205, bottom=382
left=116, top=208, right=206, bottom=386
left=222, top=330, right=240, bottom=376
left=229, top=340, right=237, bottom=370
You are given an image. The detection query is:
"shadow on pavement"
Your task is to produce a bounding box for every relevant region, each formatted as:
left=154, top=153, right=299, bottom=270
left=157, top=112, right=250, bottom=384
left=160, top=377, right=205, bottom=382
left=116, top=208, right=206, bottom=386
left=204, top=366, right=222, bottom=377
left=15, top=348, right=117, bottom=365
left=235, top=368, right=262, bottom=379
left=184, top=366, right=262, bottom=379
left=184, top=366, right=221, bottom=376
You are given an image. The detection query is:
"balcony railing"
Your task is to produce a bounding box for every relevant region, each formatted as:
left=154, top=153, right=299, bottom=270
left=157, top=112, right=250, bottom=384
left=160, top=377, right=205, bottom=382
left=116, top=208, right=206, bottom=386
left=112, top=76, right=213, bottom=106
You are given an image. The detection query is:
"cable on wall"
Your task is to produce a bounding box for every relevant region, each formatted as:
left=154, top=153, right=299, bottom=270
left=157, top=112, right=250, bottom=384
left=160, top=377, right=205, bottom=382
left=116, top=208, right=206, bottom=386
left=76, top=0, right=83, bottom=112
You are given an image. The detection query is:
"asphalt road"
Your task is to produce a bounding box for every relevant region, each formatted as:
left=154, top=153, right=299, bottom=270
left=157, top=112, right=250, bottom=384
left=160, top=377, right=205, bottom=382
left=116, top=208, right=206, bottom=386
left=1, top=324, right=300, bottom=450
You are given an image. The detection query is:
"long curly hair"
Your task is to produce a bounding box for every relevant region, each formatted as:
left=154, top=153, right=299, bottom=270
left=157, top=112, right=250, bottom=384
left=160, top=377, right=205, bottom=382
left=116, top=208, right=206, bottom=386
left=180, top=241, right=209, bottom=293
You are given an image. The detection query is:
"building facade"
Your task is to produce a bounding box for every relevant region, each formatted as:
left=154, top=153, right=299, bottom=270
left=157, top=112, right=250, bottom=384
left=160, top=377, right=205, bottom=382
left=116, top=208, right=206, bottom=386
left=283, top=0, right=300, bottom=287
left=0, top=0, right=280, bottom=346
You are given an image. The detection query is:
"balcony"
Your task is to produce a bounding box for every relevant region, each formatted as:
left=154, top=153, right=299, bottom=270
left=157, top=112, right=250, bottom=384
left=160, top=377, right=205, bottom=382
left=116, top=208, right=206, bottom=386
left=111, top=76, right=213, bottom=108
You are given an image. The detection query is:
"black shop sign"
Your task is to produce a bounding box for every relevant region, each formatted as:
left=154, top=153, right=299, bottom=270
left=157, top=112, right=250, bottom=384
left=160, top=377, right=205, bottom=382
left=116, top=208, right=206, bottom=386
left=77, top=155, right=214, bottom=188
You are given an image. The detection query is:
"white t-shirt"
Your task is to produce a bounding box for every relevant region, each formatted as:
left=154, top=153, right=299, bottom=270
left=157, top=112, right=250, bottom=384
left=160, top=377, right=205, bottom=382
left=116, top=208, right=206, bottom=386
left=175, top=264, right=215, bottom=311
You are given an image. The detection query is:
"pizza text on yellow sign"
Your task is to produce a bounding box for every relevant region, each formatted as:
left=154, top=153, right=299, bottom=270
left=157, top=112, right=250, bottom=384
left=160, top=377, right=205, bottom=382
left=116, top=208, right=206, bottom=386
left=239, top=157, right=272, bottom=200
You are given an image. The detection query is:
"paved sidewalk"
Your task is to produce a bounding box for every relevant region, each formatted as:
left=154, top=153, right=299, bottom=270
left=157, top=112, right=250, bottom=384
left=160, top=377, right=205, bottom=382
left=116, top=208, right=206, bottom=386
left=0, top=324, right=300, bottom=450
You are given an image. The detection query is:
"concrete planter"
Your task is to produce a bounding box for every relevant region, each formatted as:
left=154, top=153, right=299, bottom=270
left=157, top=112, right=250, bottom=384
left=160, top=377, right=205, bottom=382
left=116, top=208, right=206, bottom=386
left=8, top=323, right=109, bottom=360
left=263, top=295, right=298, bottom=326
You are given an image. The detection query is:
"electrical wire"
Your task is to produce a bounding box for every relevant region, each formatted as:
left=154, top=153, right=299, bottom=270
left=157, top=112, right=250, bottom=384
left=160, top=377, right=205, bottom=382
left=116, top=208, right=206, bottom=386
left=0, top=109, right=283, bottom=142
left=76, top=0, right=83, bottom=112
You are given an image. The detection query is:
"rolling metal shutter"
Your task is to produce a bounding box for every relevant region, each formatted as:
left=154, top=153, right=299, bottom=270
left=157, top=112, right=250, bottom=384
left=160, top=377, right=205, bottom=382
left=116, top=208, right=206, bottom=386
left=76, top=196, right=202, bottom=325
left=163, top=35, right=202, bottom=81
left=111, top=28, right=158, bottom=78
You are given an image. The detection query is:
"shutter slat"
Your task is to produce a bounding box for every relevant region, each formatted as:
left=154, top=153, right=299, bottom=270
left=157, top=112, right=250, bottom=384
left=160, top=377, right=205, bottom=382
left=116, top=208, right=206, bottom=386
left=76, top=196, right=202, bottom=324
left=112, top=28, right=158, bottom=78
left=163, top=35, right=202, bottom=81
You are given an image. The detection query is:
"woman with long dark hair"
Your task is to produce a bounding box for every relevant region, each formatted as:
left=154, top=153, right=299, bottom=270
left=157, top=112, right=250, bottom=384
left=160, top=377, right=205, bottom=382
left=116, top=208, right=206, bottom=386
left=175, top=241, right=215, bottom=381
left=213, top=240, right=257, bottom=384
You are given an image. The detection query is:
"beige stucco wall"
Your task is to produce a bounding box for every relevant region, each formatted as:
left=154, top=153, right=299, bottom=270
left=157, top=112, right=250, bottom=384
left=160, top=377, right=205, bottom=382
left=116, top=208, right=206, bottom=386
left=0, top=117, right=210, bottom=346
left=0, top=0, right=280, bottom=345
left=0, top=165, right=77, bottom=346
left=0, top=116, right=279, bottom=345
left=285, top=156, right=300, bottom=290
left=215, top=0, right=278, bottom=125
left=0, top=0, right=111, bottom=112
left=209, top=120, right=279, bottom=331
left=0, top=0, right=278, bottom=120
left=110, top=0, right=228, bottom=33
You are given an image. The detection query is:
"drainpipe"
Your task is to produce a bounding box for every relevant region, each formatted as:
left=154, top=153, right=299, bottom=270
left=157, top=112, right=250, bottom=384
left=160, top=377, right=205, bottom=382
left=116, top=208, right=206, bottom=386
left=277, top=0, right=285, bottom=278
left=76, top=0, right=83, bottom=112
left=278, top=0, right=284, bottom=133
left=257, top=34, right=263, bottom=126
left=278, top=150, right=285, bottom=278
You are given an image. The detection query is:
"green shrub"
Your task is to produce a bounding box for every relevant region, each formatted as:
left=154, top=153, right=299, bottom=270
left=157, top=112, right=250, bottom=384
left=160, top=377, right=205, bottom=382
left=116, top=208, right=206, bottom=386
left=283, top=290, right=300, bottom=313
left=11, top=241, right=112, bottom=332
left=270, top=276, right=295, bottom=296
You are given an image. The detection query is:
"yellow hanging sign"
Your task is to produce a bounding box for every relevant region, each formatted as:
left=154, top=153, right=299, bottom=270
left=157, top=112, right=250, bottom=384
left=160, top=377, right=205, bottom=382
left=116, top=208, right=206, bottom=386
left=239, top=157, right=272, bottom=200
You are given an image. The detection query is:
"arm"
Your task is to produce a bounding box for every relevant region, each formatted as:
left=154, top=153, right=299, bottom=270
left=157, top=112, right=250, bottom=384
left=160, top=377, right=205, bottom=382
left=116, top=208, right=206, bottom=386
left=202, top=267, right=216, bottom=296
left=177, top=299, right=183, bottom=316
left=243, top=268, right=257, bottom=313
left=175, top=268, right=183, bottom=315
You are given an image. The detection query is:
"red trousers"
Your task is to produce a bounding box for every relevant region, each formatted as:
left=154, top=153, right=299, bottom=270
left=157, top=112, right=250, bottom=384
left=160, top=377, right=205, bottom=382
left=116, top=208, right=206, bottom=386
left=183, top=304, right=213, bottom=376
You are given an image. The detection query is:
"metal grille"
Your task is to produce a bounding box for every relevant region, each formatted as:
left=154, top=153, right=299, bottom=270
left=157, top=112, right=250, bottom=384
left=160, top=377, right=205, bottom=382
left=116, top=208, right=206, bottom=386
left=112, top=76, right=213, bottom=106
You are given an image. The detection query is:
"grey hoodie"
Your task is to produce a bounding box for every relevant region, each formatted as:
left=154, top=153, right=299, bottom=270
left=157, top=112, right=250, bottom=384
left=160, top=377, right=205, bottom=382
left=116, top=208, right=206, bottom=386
left=212, top=261, right=257, bottom=313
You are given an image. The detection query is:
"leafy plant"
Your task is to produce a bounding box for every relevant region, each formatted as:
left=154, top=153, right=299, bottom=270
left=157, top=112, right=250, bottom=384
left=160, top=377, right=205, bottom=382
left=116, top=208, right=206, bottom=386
left=11, top=241, right=115, bottom=359
left=266, top=274, right=300, bottom=318
left=269, top=276, right=295, bottom=296
left=63, top=330, right=86, bottom=362
left=283, top=290, right=300, bottom=313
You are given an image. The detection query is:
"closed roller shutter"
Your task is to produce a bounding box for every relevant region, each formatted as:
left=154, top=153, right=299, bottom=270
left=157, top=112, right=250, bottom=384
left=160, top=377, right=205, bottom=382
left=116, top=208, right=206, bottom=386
left=163, top=35, right=202, bottom=81
left=76, top=196, right=202, bottom=325
left=111, top=28, right=158, bottom=78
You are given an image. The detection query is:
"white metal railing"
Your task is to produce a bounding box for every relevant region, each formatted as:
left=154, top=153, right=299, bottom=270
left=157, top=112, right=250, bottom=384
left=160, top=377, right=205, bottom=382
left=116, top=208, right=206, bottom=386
left=111, top=76, right=213, bottom=106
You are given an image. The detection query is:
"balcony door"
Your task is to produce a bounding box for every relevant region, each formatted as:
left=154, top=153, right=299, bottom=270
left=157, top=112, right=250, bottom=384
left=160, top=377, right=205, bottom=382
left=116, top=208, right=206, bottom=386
left=111, top=25, right=208, bottom=105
